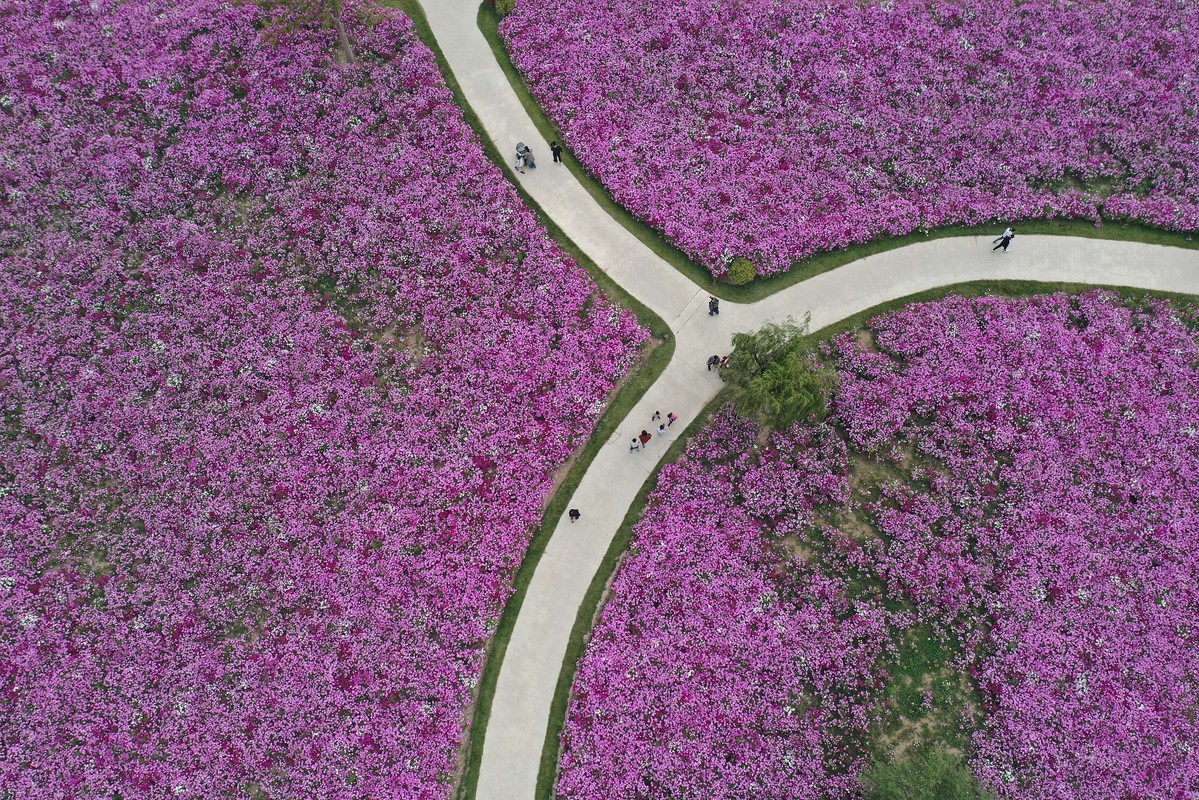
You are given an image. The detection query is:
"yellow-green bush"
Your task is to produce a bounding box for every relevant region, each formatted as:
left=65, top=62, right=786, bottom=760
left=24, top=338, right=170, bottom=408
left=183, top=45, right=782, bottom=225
left=725, top=256, right=757, bottom=285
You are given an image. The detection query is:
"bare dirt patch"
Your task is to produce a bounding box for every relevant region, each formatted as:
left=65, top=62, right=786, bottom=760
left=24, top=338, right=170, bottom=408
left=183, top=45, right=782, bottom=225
left=856, top=328, right=879, bottom=353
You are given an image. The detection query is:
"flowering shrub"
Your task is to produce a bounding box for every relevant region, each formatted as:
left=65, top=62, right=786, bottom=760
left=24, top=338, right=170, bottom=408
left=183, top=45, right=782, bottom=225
left=559, top=292, right=1199, bottom=799
left=0, top=2, right=645, bottom=798
left=501, top=0, right=1199, bottom=276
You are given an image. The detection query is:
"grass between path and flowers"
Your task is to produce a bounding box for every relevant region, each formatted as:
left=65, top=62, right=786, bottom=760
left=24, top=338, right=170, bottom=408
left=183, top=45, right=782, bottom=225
left=381, top=3, right=674, bottom=799
left=476, top=3, right=1199, bottom=305
left=533, top=280, right=1199, bottom=798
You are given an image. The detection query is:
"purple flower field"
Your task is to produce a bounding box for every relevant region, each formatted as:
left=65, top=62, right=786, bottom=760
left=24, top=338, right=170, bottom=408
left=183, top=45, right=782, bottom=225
left=559, top=293, right=1199, bottom=798
left=0, top=1, right=645, bottom=797
left=559, top=416, right=893, bottom=798
left=501, top=0, right=1199, bottom=277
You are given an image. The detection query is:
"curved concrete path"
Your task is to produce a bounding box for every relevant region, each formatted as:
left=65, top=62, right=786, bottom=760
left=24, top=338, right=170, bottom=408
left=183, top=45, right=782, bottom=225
left=413, top=3, right=1199, bottom=798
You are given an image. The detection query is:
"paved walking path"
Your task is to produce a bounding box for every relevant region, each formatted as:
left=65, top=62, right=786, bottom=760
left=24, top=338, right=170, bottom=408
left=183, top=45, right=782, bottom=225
left=414, top=3, right=1199, bottom=798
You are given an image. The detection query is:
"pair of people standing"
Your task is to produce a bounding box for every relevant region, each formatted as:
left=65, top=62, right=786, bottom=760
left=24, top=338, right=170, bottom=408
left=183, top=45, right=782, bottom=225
left=515, top=141, right=565, bottom=173
left=514, top=141, right=535, bottom=173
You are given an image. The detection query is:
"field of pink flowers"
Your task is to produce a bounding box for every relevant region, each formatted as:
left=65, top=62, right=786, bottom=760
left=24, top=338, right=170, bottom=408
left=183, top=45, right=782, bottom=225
left=559, top=417, right=894, bottom=798
left=559, top=292, right=1199, bottom=798
left=501, top=0, right=1199, bottom=277
left=0, top=1, right=645, bottom=798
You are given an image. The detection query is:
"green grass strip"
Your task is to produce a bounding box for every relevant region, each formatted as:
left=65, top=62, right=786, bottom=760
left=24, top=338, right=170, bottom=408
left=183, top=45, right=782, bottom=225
left=811, top=279, right=1199, bottom=339
left=533, top=280, right=1198, bottom=798
left=477, top=4, right=1199, bottom=304
left=381, top=3, right=674, bottom=799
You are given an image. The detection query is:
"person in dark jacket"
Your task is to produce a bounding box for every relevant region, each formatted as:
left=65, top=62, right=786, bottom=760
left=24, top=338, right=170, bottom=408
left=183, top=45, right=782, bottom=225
left=992, top=227, right=1015, bottom=252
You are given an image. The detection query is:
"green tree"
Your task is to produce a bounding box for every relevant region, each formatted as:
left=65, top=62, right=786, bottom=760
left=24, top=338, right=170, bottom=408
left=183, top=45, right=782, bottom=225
left=724, top=315, right=837, bottom=429
left=860, top=747, right=996, bottom=800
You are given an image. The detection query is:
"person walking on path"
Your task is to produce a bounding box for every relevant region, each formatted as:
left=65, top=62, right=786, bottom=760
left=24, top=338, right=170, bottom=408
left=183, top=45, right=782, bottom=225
left=551, top=141, right=564, bottom=163
left=639, top=430, right=652, bottom=447
left=667, top=412, right=677, bottom=427
left=630, top=438, right=640, bottom=453
left=515, top=142, right=530, bottom=174
left=651, top=411, right=661, bottom=422
left=992, top=227, right=1015, bottom=252
left=707, top=355, right=721, bottom=371
left=656, top=423, right=666, bottom=437
left=708, top=296, right=720, bottom=316
left=568, top=509, right=581, bottom=523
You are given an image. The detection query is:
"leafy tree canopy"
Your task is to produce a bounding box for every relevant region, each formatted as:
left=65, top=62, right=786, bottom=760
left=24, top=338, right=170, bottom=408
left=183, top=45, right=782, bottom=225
left=724, top=314, right=837, bottom=429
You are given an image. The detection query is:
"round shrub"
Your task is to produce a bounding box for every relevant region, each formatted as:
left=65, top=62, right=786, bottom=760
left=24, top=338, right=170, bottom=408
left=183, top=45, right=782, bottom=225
left=725, top=256, right=757, bottom=285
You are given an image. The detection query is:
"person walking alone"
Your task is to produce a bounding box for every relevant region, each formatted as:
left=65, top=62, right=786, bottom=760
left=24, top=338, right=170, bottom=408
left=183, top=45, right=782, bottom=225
left=992, top=227, right=1015, bottom=252
left=569, top=509, right=581, bottom=523
left=708, top=296, right=720, bottom=316
left=551, top=141, right=564, bottom=163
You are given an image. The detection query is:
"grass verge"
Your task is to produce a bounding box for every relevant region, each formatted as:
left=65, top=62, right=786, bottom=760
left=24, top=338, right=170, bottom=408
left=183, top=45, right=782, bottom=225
left=381, top=3, right=675, bottom=799
left=461, top=330, right=672, bottom=800
left=476, top=2, right=719, bottom=296
left=477, top=3, right=1199, bottom=304
left=810, top=279, right=1199, bottom=339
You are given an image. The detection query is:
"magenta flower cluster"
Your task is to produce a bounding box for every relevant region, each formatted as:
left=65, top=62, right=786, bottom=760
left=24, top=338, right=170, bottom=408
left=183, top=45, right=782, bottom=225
left=501, top=0, right=1199, bottom=276
left=558, top=292, right=1199, bottom=798
left=0, top=2, right=644, bottom=798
